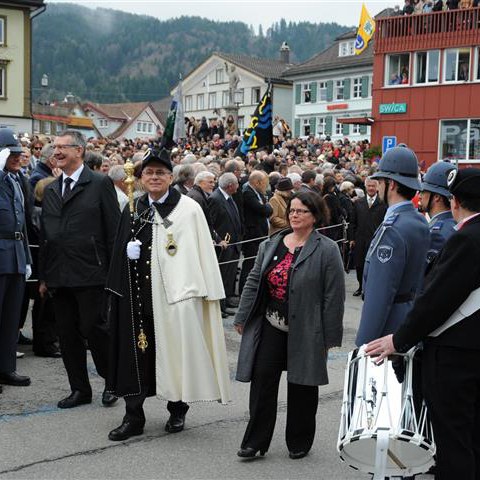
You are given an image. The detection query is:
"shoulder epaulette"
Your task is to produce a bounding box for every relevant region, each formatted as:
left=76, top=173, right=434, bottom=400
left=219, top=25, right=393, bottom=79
left=383, top=213, right=399, bottom=226
left=431, top=221, right=443, bottom=231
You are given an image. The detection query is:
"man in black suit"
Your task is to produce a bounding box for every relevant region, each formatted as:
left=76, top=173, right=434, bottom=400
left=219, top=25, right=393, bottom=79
left=208, top=172, right=242, bottom=318
left=238, top=171, right=272, bottom=294
left=366, top=168, right=480, bottom=480
left=350, top=178, right=387, bottom=296
left=39, top=130, right=120, bottom=409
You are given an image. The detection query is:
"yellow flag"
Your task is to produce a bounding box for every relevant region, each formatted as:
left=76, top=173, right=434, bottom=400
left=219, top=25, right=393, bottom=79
left=355, top=4, right=375, bottom=55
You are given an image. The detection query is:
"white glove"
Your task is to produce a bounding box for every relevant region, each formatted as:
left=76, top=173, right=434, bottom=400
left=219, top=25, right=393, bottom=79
left=126, top=239, right=142, bottom=260
left=0, top=148, right=10, bottom=171
left=26, top=264, right=32, bottom=280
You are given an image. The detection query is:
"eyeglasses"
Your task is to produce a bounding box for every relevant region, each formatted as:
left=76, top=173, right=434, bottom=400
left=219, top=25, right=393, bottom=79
left=142, top=169, right=171, bottom=178
left=53, top=144, right=79, bottom=150
left=288, top=208, right=311, bottom=216
left=33, top=147, right=42, bottom=151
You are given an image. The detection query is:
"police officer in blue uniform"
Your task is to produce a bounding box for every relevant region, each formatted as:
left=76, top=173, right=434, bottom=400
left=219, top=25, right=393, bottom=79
left=356, top=145, right=430, bottom=346
left=0, top=127, right=32, bottom=391
left=418, top=161, right=457, bottom=267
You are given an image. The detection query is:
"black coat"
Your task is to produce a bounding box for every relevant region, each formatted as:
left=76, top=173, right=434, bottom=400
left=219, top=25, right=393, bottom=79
left=39, top=166, right=120, bottom=287
left=394, top=215, right=480, bottom=352
left=242, top=184, right=272, bottom=242
left=187, top=185, right=220, bottom=243
left=350, top=196, right=387, bottom=264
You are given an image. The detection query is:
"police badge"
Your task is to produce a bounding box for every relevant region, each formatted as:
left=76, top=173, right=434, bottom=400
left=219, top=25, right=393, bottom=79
left=377, top=245, right=393, bottom=263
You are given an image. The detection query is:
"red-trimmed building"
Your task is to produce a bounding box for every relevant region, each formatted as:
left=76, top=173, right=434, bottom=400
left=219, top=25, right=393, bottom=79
left=371, top=7, right=480, bottom=167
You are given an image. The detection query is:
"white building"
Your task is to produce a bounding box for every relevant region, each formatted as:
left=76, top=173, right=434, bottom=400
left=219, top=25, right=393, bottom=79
left=283, top=31, right=374, bottom=141
left=0, top=0, right=46, bottom=134
left=83, top=102, right=164, bottom=140
left=176, top=46, right=293, bottom=134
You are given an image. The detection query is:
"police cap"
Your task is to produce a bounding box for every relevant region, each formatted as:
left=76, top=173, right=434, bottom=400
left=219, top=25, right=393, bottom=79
left=141, top=148, right=172, bottom=172
left=421, top=161, right=456, bottom=198
left=0, top=127, right=23, bottom=153
left=447, top=168, right=480, bottom=199
left=371, top=145, right=421, bottom=190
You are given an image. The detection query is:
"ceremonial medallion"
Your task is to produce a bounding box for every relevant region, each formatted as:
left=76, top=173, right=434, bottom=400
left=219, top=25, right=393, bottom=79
left=166, top=233, right=178, bottom=256
left=137, top=329, right=148, bottom=353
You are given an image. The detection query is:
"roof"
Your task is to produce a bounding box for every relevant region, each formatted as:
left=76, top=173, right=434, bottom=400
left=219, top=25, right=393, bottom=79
left=215, top=52, right=292, bottom=84
left=151, top=96, right=172, bottom=127
left=2, top=0, right=45, bottom=9
left=282, top=30, right=373, bottom=77
left=83, top=101, right=161, bottom=138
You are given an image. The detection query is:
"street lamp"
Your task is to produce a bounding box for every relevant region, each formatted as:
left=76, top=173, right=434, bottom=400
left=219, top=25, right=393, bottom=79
left=40, top=74, right=48, bottom=105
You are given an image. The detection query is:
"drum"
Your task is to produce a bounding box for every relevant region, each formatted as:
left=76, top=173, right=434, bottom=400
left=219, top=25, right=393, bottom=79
left=337, top=346, right=435, bottom=478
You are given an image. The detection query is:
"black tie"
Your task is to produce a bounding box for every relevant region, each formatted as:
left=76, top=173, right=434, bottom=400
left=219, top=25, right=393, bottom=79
left=227, top=196, right=239, bottom=219
left=63, top=177, right=73, bottom=200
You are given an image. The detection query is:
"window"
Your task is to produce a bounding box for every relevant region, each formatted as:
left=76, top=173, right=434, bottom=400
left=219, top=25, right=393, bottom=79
left=335, top=80, right=345, bottom=100
left=136, top=121, right=154, bottom=134
left=318, top=82, right=327, bottom=102
left=196, top=94, right=204, bottom=110
left=352, top=123, right=361, bottom=135
left=208, top=92, right=216, bottom=109
left=185, top=95, right=192, bottom=111
left=0, top=18, right=5, bottom=46
left=215, top=68, right=224, bottom=84
left=56, top=123, right=63, bottom=134
left=415, top=50, right=440, bottom=84
left=98, top=118, right=109, bottom=128
left=317, top=117, right=326, bottom=135
left=302, top=118, right=311, bottom=136
left=439, top=119, right=480, bottom=163
left=222, top=90, right=229, bottom=107
left=444, top=48, right=471, bottom=82
left=237, top=116, right=244, bottom=133
left=0, top=67, right=4, bottom=98
left=251, top=87, right=261, bottom=104
left=385, top=53, right=410, bottom=86
left=44, top=121, right=51, bottom=135
left=335, top=118, right=343, bottom=135
left=352, top=78, right=362, bottom=98
left=235, top=88, right=244, bottom=105
left=33, top=120, right=40, bottom=134
left=302, top=83, right=311, bottom=103
left=338, top=41, right=355, bottom=57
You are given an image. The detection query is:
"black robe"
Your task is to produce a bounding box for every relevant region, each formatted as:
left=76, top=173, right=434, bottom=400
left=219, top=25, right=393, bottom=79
left=106, top=188, right=181, bottom=397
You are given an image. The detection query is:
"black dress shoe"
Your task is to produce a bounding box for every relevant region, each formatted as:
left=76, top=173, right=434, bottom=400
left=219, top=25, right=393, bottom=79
left=34, top=349, right=62, bottom=358
left=352, top=289, right=362, bottom=297
left=221, top=311, right=229, bottom=319
left=289, top=451, right=308, bottom=460
left=0, top=371, right=31, bottom=386
left=102, top=390, right=118, bottom=407
left=57, top=391, right=92, bottom=409
left=226, top=298, right=239, bottom=308
left=165, top=412, right=187, bottom=433
left=221, top=308, right=235, bottom=316
left=237, top=447, right=266, bottom=458
left=108, top=420, right=144, bottom=441
left=18, top=333, right=33, bottom=345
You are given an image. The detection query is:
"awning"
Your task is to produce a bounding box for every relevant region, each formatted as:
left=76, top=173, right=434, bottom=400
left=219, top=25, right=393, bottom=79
left=337, top=117, right=374, bottom=125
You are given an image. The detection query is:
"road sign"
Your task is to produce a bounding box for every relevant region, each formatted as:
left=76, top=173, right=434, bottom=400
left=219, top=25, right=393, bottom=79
left=382, top=136, right=397, bottom=155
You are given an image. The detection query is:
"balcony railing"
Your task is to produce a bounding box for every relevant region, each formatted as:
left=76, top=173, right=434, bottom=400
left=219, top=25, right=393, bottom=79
left=375, top=7, right=480, bottom=53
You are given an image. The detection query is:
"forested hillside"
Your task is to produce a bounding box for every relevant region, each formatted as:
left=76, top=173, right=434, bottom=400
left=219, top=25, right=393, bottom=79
left=32, top=4, right=352, bottom=103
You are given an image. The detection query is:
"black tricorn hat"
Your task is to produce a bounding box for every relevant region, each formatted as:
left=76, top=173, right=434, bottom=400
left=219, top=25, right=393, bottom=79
left=141, top=147, right=172, bottom=172
left=448, top=167, right=480, bottom=199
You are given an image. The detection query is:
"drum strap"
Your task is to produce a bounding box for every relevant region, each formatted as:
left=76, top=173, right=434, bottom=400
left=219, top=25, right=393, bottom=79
left=373, top=428, right=390, bottom=480
left=429, top=286, right=480, bottom=337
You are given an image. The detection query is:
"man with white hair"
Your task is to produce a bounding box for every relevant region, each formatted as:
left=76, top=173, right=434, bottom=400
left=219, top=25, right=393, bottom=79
left=108, top=165, right=129, bottom=211
left=287, top=172, right=302, bottom=192
left=208, top=173, right=242, bottom=318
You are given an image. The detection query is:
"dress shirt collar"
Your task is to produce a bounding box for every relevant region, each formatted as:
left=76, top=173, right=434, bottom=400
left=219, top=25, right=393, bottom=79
left=149, top=189, right=169, bottom=206
left=384, top=200, right=412, bottom=220
left=454, top=212, right=480, bottom=231
left=218, top=187, right=230, bottom=201
left=62, top=163, right=84, bottom=187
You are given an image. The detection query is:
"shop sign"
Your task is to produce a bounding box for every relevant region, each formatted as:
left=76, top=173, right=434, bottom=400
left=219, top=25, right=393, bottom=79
left=379, top=103, right=407, bottom=114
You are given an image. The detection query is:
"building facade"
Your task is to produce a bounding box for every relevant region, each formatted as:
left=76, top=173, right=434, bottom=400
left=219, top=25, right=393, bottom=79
left=176, top=49, right=292, bottom=135
left=283, top=31, right=373, bottom=141
left=371, top=7, right=480, bottom=167
left=0, top=0, right=45, bottom=133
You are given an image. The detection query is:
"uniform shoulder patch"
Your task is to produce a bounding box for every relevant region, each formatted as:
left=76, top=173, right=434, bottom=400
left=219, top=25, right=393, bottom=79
left=377, top=244, right=393, bottom=263
left=383, top=214, right=399, bottom=226
left=431, top=221, right=443, bottom=231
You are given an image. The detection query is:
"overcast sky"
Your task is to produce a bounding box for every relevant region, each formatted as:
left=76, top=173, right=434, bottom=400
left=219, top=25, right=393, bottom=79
left=47, top=0, right=395, bottom=30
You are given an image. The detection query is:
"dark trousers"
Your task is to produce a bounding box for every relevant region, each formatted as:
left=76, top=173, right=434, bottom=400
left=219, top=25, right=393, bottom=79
left=53, top=287, right=109, bottom=396
left=241, top=320, right=319, bottom=454
left=423, top=344, right=480, bottom=480
left=219, top=249, right=239, bottom=298
left=20, top=282, right=57, bottom=353
left=0, top=274, right=25, bottom=374
left=124, top=393, right=189, bottom=426
left=239, top=240, right=260, bottom=295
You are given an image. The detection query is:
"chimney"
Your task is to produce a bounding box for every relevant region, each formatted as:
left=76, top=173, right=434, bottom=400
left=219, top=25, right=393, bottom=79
left=280, top=41, right=290, bottom=64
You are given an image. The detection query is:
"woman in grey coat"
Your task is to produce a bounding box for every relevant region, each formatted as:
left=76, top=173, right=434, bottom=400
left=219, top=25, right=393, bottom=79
left=234, top=191, right=345, bottom=460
